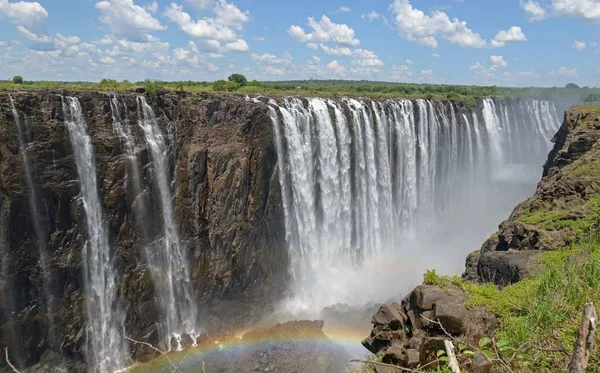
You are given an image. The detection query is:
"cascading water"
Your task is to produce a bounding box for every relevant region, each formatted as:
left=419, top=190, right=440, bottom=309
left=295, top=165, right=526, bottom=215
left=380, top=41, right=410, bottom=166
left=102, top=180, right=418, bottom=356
left=269, top=97, right=561, bottom=314
left=9, top=95, right=65, bottom=367
left=136, top=96, right=197, bottom=350
left=62, top=96, right=127, bottom=373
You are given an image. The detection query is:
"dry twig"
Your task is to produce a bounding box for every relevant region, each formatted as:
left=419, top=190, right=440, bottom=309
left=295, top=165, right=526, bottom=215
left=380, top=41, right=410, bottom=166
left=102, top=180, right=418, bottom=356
left=125, top=335, right=181, bottom=373
left=4, top=347, right=22, bottom=373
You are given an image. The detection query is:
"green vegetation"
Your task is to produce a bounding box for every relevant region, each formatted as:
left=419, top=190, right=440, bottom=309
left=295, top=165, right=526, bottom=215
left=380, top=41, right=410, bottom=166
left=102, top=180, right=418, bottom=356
left=1, top=77, right=599, bottom=107
left=12, top=75, right=23, bottom=84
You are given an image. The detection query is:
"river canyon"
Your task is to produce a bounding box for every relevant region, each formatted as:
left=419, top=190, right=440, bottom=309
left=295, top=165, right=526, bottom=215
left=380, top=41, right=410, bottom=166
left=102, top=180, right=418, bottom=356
left=0, top=91, right=560, bottom=372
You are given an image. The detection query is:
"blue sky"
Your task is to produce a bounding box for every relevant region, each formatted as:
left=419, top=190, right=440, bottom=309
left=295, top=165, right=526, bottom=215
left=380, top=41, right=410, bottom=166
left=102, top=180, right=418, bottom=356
left=0, top=0, right=599, bottom=86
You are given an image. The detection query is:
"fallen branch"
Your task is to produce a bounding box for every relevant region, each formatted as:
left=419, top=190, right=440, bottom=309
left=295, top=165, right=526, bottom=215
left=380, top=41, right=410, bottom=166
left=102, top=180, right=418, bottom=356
left=444, top=340, right=461, bottom=373
left=4, top=347, right=21, bottom=373
left=125, top=335, right=181, bottom=373
left=568, top=302, right=597, bottom=373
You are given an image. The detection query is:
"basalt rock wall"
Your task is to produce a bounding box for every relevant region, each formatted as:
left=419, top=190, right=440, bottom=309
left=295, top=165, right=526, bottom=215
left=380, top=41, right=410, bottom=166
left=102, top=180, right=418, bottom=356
left=0, top=90, right=287, bottom=370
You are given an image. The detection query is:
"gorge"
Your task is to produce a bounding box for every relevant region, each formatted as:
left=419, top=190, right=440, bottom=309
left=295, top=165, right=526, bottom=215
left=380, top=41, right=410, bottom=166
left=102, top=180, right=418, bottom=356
left=0, top=91, right=561, bottom=372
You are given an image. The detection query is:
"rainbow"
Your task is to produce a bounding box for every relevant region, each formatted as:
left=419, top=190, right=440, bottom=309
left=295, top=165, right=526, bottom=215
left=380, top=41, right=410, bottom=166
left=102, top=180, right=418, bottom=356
left=124, top=324, right=369, bottom=373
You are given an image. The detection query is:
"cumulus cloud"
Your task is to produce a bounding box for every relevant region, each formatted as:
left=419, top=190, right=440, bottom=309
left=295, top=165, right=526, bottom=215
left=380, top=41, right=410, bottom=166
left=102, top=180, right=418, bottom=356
left=490, top=55, right=507, bottom=68
left=389, top=0, right=486, bottom=48
left=491, top=26, right=527, bottom=47
left=521, top=0, right=600, bottom=22
left=353, top=48, right=384, bottom=66
left=261, top=66, right=285, bottom=76
left=253, top=36, right=266, bottom=41
left=164, top=1, right=250, bottom=53
left=95, top=0, right=166, bottom=42
left=432, top=53, right=440, bottom=58
left=183, top=0, right=214, bottom=9
left=288, top=15, right=360, bottom=46
left=0, top=0, right=50, bottom=42
left=420, top=69, right=433, bottom=76
left=405, top=59, right=414, bottom=64
left=549, top=65, right=577, bottom=77
left=520, top=0, right=547, bottom=21
left=572, top=40, right=586, bottom=50
left=327, top=59, right=346, bottom=74
left=361, top=11, right=381, bottom=21
left=390, top=64, right=413, bottom=80
left=213, top=0, right=250, bottom=29
left=339, top=6, right=351, bottom=12
left=251, top=52, right=292, bottom=64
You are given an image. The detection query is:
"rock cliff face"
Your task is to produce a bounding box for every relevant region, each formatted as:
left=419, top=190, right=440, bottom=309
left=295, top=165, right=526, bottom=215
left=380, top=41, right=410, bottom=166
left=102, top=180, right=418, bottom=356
left=0, top=91, right=287, bottom=370
left=362, top=106, right=600, bottom=370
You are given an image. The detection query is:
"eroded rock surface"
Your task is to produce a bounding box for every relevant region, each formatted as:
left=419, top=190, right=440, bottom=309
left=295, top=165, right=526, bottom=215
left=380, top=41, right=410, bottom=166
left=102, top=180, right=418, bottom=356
left=0, top=91, right=287, bottom=370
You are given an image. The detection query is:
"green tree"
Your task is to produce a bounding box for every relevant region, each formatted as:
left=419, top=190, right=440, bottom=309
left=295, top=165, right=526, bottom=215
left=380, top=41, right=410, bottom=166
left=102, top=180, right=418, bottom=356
left=12, top=76, right=23, bottom=84
left=565, top=82, right=580, bottom=89
left=228, top=73, right=247, bottom=86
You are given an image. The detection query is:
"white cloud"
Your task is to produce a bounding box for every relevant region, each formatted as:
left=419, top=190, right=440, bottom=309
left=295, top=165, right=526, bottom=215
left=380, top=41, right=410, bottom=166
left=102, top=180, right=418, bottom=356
left=405, top=59, right=414, bottom=64
left=573, top=40, right=586, bottom=50
left=470, top=62, right=484, bottom=71
left=95, top=0, right=166, bottom=42
left=327, top=59, right=346, bottom=74
left=420, top=69, right=433, bottom=76
left=213, top=0, right=250, bottom=29
left=223, top=39, right=249, bottom=52
left=548, top=65, right=577, bottom=77
left=0, top=0, right=50, bottom=41
left=144, top=1, right=158, bottom=13
left=164, top=2, right=249, bottom=53
left=288, top=15, right=360, bottom=46
left=261, top=66, right=285, bottom=76
left=183, top=0, right=213, bottom=9
left=552, top=0, right=600, bottom=22
left=520, top=0, right=547, bottom=21
left=307, top=42, right=319, bottom=50
left=319, top=44, right=353, bottom=55
left=339, top=6, right=351, bottom=12
left=253, top=36, right=266, bottom=42
left=389, top=0, right=486, bottom=48
left=491, top=26, right=527, bottom=47
left=521, top=0, right=600, bottom=22
left=251, top=52, right=292, bottom=64
left=432, top=53, right=440, bottom=57
left=390, top=64, right=413, bottom=80
left=490, top=55, right=507, bottom=68
left=312, top=56, right=321, bottom=63
left=353, top=48, right=384, bottom=66
left=361, top=11, right=381, bottom=21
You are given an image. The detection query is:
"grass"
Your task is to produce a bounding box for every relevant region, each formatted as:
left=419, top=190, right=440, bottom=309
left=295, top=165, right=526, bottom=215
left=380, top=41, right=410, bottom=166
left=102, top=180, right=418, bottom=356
left=3, top=79, right=600, bottom=110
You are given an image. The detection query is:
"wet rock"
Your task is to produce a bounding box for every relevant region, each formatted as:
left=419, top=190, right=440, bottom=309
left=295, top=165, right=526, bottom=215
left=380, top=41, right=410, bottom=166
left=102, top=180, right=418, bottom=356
left=472, top=351, right=492, bottom=373
left=419, top=337, right=446, bottom=366
left=372, top=303, right=406, bottom=330
left=477, top=250, right=541, bottom=286
left=382, top=344, right=405, bottom=364
left=433, top=301, right=467, bottom=334
left=405, top=349, right=420, bottom=367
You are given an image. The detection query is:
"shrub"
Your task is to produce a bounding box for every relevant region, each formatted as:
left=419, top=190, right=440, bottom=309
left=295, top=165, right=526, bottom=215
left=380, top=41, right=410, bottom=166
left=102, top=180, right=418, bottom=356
left=228, top=73, right=247, bottom=86
left=12, top=76, right=23, bottom=84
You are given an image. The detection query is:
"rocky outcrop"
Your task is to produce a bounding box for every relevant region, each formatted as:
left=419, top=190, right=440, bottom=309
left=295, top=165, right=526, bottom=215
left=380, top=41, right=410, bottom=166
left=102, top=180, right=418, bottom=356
left=466, top=106, right=600, bottom=286
left=362, top=285, right=495, bottom=369
left=363, top=105, right=600, bottom=370
left=0, top=91, right=287, bottom=370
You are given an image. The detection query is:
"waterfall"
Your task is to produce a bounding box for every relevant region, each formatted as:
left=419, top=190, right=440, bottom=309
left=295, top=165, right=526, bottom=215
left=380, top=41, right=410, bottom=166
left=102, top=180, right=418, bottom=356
left=136, top=96, right=197, bottom=350
left=9, top=95, right=65, bottom=366
left=62, top=97, right=127, bottom=373
left=269, top=97, right=561, bottom=313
